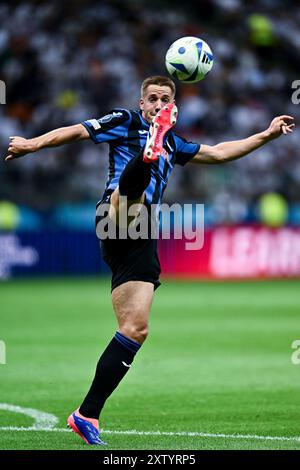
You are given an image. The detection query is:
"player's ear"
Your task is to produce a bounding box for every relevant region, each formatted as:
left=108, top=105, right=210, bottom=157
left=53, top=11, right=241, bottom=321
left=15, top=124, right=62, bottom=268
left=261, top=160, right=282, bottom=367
left=139, top=98, right=144, bottom=110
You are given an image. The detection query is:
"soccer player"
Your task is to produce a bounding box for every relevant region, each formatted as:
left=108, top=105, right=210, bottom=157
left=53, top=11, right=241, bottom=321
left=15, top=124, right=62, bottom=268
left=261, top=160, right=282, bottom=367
left=6, top=76, right=295, bottom=445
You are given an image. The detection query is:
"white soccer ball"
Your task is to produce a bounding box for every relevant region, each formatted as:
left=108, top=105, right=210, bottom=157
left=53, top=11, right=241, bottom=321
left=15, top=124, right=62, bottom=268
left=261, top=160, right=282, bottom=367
left=165, top=36, right=213, bottom=83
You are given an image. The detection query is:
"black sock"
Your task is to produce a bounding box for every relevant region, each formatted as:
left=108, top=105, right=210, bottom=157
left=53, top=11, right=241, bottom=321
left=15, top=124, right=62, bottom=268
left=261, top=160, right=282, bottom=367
left=79, top=332, right=141, bottom=419
left=118, top=152, right=152, bottom=200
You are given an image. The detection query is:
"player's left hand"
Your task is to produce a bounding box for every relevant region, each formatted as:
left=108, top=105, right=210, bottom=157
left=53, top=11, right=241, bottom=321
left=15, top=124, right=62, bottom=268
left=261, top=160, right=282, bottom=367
left=266, top=115, right=295, bottom=139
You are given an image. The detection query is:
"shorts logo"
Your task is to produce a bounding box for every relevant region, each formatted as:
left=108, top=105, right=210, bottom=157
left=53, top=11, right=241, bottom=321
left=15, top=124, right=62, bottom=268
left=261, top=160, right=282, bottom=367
left=99, top=112, right=123, bottom=124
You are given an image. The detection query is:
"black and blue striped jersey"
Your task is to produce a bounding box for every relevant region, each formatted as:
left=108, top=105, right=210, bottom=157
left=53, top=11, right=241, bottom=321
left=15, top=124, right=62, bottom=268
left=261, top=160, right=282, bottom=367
left=82, top=108, right=200, bottom=207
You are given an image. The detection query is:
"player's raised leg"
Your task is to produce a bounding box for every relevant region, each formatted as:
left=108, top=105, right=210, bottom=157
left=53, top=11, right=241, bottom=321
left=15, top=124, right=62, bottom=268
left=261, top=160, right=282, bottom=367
left=109, top=151, right=151, bottom=227
left=109, top=103, right=177, bottom=227
left=143, top=103, right=177, bottom=162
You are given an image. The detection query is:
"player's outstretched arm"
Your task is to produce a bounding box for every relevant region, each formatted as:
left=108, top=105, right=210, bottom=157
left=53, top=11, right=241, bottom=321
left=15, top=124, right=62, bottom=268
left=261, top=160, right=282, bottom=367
left=191, top=115, right=295, bottom=165
left=5, top=124, right=90, bottom=161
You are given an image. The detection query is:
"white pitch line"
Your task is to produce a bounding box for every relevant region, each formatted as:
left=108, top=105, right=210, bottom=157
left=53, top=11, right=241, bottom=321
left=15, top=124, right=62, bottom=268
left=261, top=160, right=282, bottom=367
left=0, top=426, right=299, bottom=443
left=0, top=404, right=58, bottom=429
left=1, top=404, right=298, bottom=444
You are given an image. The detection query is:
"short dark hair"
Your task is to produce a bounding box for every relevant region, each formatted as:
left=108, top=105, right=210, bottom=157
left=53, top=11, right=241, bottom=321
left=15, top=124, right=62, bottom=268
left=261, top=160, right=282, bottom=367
left=141, top=76, right=176, bottom=98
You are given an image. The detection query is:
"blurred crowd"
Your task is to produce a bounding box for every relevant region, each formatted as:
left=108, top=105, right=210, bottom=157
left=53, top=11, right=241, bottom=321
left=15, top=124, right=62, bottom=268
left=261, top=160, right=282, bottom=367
left=0, top=0, right=300, bottom=226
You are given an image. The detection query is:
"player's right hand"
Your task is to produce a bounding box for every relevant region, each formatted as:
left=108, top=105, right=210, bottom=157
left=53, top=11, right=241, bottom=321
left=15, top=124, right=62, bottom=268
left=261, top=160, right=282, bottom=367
left=6, top=136, right=33, bottom=161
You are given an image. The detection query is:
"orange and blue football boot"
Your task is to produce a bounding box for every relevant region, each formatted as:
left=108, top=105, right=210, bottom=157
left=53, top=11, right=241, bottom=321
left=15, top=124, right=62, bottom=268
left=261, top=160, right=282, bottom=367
left=143, top=103, right=178, bottom=162
left=67, top=409, right=107, bottom=446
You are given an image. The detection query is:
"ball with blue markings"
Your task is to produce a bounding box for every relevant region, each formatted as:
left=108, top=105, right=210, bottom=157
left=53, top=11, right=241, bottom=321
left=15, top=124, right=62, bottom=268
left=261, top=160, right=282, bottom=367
left=165, top=37, right=213, bottom=83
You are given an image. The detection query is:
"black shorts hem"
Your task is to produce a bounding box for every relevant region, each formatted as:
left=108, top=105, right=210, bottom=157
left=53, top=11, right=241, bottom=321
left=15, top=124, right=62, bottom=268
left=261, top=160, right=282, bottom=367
left=111, top=276, right=161, bottom=292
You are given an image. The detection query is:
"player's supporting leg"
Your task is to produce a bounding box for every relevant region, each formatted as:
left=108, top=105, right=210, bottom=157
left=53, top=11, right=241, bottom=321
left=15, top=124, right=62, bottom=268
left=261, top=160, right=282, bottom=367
left=68, top=281, right=153, bottom=445
left=76, top=282, right=153, bottom=413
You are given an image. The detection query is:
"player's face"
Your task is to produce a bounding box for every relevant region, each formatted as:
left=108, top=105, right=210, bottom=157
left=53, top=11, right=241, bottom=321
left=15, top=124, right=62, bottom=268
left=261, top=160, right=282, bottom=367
left=140, top=85, right=175, bottom=123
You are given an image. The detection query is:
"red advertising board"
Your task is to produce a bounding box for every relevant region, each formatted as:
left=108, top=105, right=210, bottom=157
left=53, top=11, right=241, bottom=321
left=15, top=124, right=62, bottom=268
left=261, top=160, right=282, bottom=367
left=159, top=226, right=300, bottom=278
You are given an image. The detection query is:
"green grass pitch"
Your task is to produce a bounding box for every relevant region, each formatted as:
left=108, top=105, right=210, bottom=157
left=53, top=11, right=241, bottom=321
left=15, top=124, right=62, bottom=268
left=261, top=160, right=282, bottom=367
left=0, top=277, right=299, bottom=450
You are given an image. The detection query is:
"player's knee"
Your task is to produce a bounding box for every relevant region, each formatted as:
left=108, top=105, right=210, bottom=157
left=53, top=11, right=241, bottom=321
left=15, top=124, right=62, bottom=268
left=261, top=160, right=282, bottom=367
left=134, top=324, right=149, bottom=344
left=121, top=323, right=149, bottom=345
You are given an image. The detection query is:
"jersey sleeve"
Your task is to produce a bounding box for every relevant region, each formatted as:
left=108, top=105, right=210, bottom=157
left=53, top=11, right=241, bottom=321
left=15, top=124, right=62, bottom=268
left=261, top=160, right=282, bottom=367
left=82, top=109, right=132, bottom=144
left=174, top=133, right=200, bottom=166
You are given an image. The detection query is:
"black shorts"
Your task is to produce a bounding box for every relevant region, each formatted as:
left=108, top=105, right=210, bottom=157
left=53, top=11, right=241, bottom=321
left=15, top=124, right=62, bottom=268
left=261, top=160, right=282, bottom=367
left=96, top=191, right=161, bottom=292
